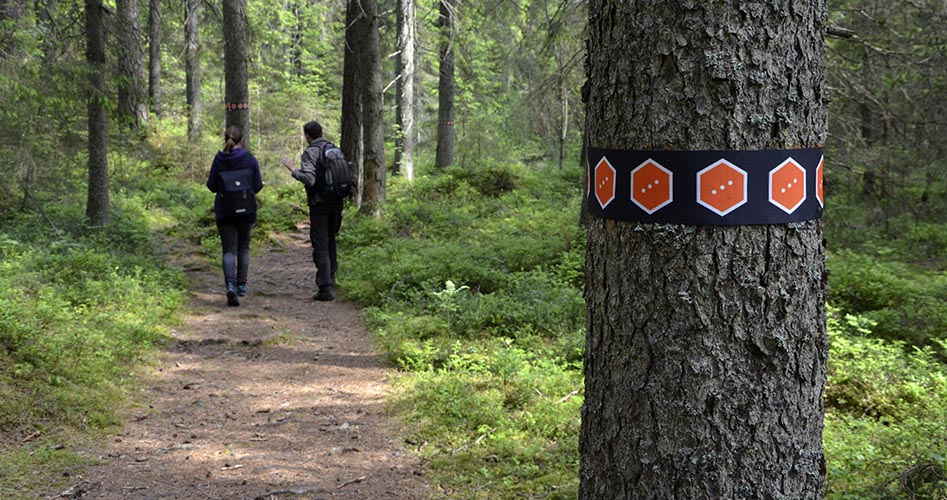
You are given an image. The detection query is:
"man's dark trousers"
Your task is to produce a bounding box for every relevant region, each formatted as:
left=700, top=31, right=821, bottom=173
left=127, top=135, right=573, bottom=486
left=310, top=204, right=342, bottom=292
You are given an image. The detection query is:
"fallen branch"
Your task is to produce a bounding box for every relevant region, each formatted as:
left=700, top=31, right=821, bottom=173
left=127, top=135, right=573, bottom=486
left=557, top=389, right=580, bottom=404
left=337, top=475, right=366, bottom=489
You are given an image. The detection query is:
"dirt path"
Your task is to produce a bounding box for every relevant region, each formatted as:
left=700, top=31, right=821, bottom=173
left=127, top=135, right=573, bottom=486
left=59, top=229, right=428, bottom=499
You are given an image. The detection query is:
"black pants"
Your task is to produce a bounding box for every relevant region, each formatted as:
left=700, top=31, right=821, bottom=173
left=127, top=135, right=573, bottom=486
left=310, top=207, right=342, bottom=290
left=217, top=221, right=254, bottom=286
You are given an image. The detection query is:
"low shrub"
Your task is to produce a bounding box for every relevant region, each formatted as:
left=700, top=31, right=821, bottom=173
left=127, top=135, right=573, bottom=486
left=828, top=250, right=947, bottom=346
left=825, top=307, right=947, bottom=500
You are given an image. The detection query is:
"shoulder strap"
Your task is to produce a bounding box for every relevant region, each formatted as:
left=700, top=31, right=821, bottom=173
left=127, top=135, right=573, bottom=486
left=304, top=139, right=330, bottom=164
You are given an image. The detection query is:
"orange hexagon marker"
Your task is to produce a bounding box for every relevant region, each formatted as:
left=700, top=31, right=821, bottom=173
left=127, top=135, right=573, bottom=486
left=769, top=157, right=806, bottom=214
left=594, top=157, right=617, bottom=209
left=816, top=155, right=824, bottom=208
left=697, top=159, right=747, bottom=216
left=631, top=159, right=673, bottom=214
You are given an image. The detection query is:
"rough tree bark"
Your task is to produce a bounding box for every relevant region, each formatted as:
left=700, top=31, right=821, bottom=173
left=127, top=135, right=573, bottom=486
left=223, top=0, right=249, bottom=144
left=394, top=0, right=415, bottom=181
left=148, top=0, right=161, bottom=117
left=434, top=0, right=454, bottom=168
left=116, top=0, right=148, bottom=129
left=341, top=0, right=363, bottom=205
left=85, top=0, right=109, bottom=226
left=185, top=0, right=201, bottom=141
left=580, top=2, right=828, bottom=499
left=357, top=0, right=385, bottom=216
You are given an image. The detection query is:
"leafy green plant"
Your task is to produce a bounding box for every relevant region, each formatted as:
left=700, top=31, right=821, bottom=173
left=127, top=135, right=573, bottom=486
left=432, top=280, right=470, bottom=335
left=828, top=250, right=947, bottom=346
left=825, top=307, right=947, bottom=500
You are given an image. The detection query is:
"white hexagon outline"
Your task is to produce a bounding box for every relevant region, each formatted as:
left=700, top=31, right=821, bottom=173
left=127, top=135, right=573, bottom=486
left=696, top=159, right=748, bottom=216
left=630, top=159, right=673, bottom=214
left=816, top=155, right=824, bottom=208
left=768, top=157, right=807, bottom=214
left=594, top=157, right=617, bottom=209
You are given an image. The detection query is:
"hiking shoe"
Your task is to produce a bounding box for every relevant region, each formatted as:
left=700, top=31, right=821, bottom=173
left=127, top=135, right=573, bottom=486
left=236, top=284, right=248, bottom=297
left=226, top=283, right=240, bottom=307
left=313, top=289, right=334, bottom=302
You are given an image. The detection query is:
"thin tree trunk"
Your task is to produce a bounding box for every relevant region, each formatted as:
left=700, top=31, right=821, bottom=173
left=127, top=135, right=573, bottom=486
left=148, top=0, right=161, bottom=117
left=394, top=0, right=415, bottom=181
left=558, top=76, right=566, bottom=170
left=223, top=0, right=249, bottom=144
left=434, top=0, right=454, bottom=168
left=86, top=0, right=109, bottom=226
left=341, top=0, right=363, bottom=205
left=185, top=0, right=201, bottom=142
left=291, top=0, right=302, bottom=78
left=36, top=0, right=58, bottom=66
left=580, top=2, right=828, bottom=498
left=358, top=0, right=385, bottom=216
left=117, top=0, right=148, bottom=129
left=0, top=0, right=22, bottom=54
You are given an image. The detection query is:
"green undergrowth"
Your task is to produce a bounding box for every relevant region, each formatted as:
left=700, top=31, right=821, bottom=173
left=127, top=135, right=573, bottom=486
left=0, top=197, right=187, bottom=496
left=340, top=160, right=947, bottom=498
left=828, top=249, right=947, bottom=347
left=825, top=308, right=947, bottom=499
left=340, top=163, right=585, bottom=499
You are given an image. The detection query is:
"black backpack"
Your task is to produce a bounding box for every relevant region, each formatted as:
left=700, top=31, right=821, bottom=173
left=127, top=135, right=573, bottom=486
left=217, top=165, right=257, bottom=217
left=308, top=141, right=354, bottom=202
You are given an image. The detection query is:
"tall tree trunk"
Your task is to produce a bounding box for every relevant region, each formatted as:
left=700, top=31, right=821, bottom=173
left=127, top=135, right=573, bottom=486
left=290, top=0, right=302, bottom=78
left=0, top=0, right=22, bottom=55
left=394, top=0, right=415, bottom=181
left=341, top=0, right=363, bottom=205
left=116, top=0, right=148, bottom=129
left=558, top=76, right=567, bottom=170
left=358, top=0, right=385, bottom=216
left=434, top=0, right=454, bottom=168
left=36, top=0, right=58, bottom=66
left=185, top=0, right=201, bottom=142
left=223, top=0, right=249, bottom=144
left=580, top=2, right=828, bottom=499
left=148, top=0, right=161, bottom=117
left=86, top=0, right=109, bottom=226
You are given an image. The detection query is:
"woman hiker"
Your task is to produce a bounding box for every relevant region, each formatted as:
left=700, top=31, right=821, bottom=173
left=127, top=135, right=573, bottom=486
left=206, top=126, right=263, bottom=306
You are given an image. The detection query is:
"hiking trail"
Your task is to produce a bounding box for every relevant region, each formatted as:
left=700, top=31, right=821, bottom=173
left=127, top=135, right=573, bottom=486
left=55, top=227, right=428, bottom=499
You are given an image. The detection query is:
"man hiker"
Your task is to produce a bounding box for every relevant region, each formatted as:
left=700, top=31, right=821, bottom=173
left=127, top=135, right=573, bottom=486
left=281, top=120, right=346, bottom=301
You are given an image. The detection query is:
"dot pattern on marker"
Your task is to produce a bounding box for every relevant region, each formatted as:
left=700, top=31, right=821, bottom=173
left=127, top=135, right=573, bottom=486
left=769, top=158, right=807, bottom=214
left=585, top=147, right=824, bottom=225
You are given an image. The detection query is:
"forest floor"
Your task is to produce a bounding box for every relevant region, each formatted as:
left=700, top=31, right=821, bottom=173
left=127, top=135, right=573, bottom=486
left=42, top=227, right=429, bottom=500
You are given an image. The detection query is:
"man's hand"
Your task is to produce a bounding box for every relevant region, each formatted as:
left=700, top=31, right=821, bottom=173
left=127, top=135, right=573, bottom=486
left=280, top=156, right=295, bottom=172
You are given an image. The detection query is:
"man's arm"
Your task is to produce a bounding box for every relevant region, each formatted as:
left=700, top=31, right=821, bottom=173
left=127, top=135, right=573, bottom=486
left=282, top=147, right=317, bottom=187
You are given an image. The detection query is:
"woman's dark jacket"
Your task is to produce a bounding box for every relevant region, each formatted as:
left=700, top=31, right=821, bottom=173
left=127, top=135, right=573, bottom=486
left=206, top=147, right=264, bottom=224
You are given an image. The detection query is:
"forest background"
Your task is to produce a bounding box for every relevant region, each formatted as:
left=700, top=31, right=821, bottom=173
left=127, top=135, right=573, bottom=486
left=0, top=0, right=946, bottom=499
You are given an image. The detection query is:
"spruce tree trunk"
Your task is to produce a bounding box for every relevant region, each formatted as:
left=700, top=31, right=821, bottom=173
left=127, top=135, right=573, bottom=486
left=36, top=0, right=58, bottom=67
left=580, top=2, right=828, bottom=499
left=185, top=0, right=201, bottom=142
left=148, top=0, right=161, bottom=117
left=85, top=0, right=109, bottom=226
left=358, top=0, right=385, bottom=216
left=341, top=0, right=363, bottom=205
left=223, top=0, right=249, bottom=143
left=394, top=0, right=415, bottom=181
left=434, top=0, right=454, bottom=168
left=116, top=0, right=148, bottom=129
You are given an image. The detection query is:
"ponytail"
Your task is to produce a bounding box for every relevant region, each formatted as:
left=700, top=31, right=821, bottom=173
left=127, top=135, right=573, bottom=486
left=223, top=126, right=243, bottom=153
